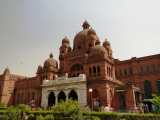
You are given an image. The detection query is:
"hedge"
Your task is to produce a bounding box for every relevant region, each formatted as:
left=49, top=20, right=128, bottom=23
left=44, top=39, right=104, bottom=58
left=1, top=110, right=160, bottom=120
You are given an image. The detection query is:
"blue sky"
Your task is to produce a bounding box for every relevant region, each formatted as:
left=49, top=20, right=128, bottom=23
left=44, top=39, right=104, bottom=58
left=0, top=0, right=160, bottom=77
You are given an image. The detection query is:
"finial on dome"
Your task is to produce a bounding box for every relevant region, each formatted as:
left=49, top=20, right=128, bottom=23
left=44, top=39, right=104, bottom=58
left=90, top=26, right=92, bottom=29
left=5, top=67, right=9, bottom=71
left=65, top=36, right=67, bottom=38
left=105, top=38, right=107, bottom=41
left=50, top=52, right=53, bottom=58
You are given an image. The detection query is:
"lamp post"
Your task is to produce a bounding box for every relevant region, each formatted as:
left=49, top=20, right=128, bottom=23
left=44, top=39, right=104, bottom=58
left=89, top=88, right=93, bottom=111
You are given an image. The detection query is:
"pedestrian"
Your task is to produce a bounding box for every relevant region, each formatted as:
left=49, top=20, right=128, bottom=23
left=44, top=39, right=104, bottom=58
left=152, top=104, right=155, bottom=113
left=145, top=104, right=149, bottom=114
left=104, top=105, right=109, bottom=112
left=85, top=105, right=88, bottom=112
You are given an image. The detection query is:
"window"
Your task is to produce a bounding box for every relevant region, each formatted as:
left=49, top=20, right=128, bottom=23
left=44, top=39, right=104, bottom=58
left=21, top=93, right=24, bottom=104
left=77, top=46, right=81, bottom=50
left=77, top=73, right=80, bottom=77
left=152, top=65, right=156, bottom=73
left=28, top=84, right=29, bottom=88
left=31, top=92, right=35, bottom=100
left=97, top=66, right=100, bottom=72
left=119, top=70, right=122, bottom=77
left=159, top=64, right=160, bottom=71
left=146, top=66, right=150, bottom=73
left=17, top=93, right=20, bottom=104
left=27, top=92, right=30, bottom=103
left=124, top=69, right=127, bottom=76
left=115, top=71, right=117, bottom=77
left=156, top=79, right=160, bottom=96
left=129, top=68, right=133, bottom=75
left=89, top=43, right=92, bottom=47
left=140, top=66, right=144, bottom=74
left=62, top=51, right=64, bottom=54
left=143, top=80, right=152, bottom=99
left=93, top=66, right=96, bottom=73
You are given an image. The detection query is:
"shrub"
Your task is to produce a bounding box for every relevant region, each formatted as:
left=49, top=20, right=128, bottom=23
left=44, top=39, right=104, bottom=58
left=0, top=102, right=6, bottom=107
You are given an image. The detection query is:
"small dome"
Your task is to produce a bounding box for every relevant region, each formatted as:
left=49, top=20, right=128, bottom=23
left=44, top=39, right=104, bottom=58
left=89, top=45, right=107, bottom=56
left=62, top=36, right=70, bottom=43
left=38, top=65, right=42, bottom=68
left=82, top=19, right=90, bottom=27
left=103, top=38, right=110, bottom=45
left=87, top=27, right=96, bottom=35
left=44, top=53, right=57, bottom=68
left=5, top=67, right=9, bottom=71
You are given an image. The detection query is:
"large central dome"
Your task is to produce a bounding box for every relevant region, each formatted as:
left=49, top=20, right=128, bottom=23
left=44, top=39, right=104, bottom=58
left=73, top=29, right=89, bottom=47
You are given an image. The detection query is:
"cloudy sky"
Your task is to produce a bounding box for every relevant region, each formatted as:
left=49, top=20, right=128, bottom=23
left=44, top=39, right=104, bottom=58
left=0, top=0, right=160, bottom=77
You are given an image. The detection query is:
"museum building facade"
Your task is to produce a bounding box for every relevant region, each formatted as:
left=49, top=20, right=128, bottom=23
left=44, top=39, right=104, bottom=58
left=0, top=20, right=160, bottom=111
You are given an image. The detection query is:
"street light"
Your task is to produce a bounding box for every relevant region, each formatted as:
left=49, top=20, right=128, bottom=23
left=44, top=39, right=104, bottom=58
left=89, top=88, right=93, bottom=111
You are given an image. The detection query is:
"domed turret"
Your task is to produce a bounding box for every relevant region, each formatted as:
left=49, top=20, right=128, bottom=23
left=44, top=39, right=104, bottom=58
left=103, top=39, right=113, bottom=58
left=4, top=67, right=10, bottom=74
left=44, top=53, right=58, bottom=68
left=62, top=36, right=70, bottom=44
left=82, top=19, right=90, bottom=29
left=89, top=45, right=107, bottom=57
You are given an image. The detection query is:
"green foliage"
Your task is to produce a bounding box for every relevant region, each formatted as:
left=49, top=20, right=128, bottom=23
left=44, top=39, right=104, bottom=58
left=151, top=94, right=160, bottom=112
left=2, top=106, right=21, bottom=120
left=36, top=114, right=54, bottom=120
left=0, top=102, right=6, bottom=107
left=29, top=113, right=35, bottom=118
left=52, top=98, right=82, bottom=117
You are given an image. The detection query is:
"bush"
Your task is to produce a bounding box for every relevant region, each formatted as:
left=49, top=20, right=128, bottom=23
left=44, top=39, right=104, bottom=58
left=0, top=102, right=6, bottom=107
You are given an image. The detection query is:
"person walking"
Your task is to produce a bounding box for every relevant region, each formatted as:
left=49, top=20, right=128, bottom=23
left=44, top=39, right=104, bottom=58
left=104, top=105, right=109, bottom=113
left=145, top=104, right=149, bottom=114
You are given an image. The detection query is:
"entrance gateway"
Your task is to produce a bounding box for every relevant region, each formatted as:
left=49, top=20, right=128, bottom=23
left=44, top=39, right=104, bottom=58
left=41, top=73, right=87, bottom=109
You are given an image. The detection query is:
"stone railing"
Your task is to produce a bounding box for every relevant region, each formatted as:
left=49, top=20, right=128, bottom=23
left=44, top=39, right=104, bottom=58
left=42, top=73, right=86, bottom=86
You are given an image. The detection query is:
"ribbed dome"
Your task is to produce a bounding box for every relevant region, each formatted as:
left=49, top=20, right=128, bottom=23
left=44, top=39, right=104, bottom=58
left=62, top=36, right=70, bottom=43
left=90, top=45, right=107, bottom=56
left=44, top=53, right=57, bottom=68
left=73, top=29, right=89, bottom=47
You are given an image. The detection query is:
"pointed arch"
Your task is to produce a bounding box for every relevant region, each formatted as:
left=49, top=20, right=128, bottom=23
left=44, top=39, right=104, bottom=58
left=146, top=66, right=150, bottom=73
left=92, top=89, right=99, bottom=108
left=69, top=90, right=78, bottom=101
left=152, top=64, right=156, bottom=73
left=58, top=91, right=66, bottom=102
left=48, top=92, right=55, bottom=106
left=143, top=80, right=152, bottom=99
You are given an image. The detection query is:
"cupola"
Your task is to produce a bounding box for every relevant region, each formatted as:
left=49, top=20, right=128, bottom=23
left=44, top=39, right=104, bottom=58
left=82, top=20, right=90, bottom=30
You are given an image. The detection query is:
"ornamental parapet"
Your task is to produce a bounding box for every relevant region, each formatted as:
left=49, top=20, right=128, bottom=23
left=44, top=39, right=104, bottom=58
left=42, top=73, right=86, bottom=86
left=67, top=48, right=86, bottom=56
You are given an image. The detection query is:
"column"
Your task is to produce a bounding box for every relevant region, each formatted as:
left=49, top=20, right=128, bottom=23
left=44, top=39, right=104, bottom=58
left=55, top=91, right=58, bottom=105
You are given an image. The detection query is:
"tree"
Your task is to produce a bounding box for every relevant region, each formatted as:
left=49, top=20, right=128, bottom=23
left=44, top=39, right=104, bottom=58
left=151, top=94, right=160, bottom=112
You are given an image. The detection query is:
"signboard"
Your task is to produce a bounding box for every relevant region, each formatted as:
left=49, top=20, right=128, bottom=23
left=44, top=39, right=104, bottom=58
left=93, top=98, right=99, bottom=108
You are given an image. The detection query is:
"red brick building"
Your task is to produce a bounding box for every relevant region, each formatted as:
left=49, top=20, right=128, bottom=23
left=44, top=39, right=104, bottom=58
left=0, top=20, right=160, bottom=111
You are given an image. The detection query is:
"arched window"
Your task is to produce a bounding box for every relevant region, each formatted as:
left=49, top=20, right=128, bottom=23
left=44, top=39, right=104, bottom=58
left=115, top=71, right=117, bottom=77
left=159, top=64, right=160, bottom=71
left=28, top=84, right=29, bottom=88
left=143, top=80, right=152, bottom=99
left=129, top=68, right=133, bottom=75
left=77, top=46, right=81, bottom=50
left=152, top=65, right=156, bottom=73
left=119, top=70, right=122, bottom=77
left=140, top=66, right=144, bottom=74
left=93, top=66, right=96, bottom=77
left=89, top=43, right=92, bottom=47
left=92, top=89, right=99, bottom=108
left=43, top=75, right=45, bottom=80
left=97, top=66, right=100, bottom=76
left=89, top=67, right=92, bottom=77
left=53, top=76, right=55, bottom=80
left=17, top=93, right=20, bottom=104
left=124, top=69, right=127, bottom=76
left=31, top=92, right=35, bottom=100
left=146, top=66, right=150, bottom=73
left=62, top=51, right=64, bottom=54
left=70, top=64, right=83, bottom=77
left=27, top=92, right=30, bottom=103
left=156, top=79, right=160, bottom=96
left=21, top=93, right=24, bottom=104
left=77, top=73, right=80, bottom=77
left=41, top=76, right=42, bottom=81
